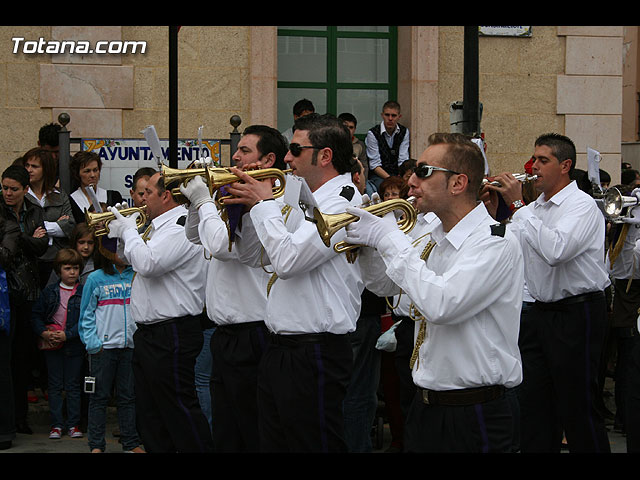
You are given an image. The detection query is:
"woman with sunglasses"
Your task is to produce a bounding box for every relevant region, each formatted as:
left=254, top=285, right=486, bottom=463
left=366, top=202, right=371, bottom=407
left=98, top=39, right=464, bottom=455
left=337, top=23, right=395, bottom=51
left=344, top=132, right=524, bottom=453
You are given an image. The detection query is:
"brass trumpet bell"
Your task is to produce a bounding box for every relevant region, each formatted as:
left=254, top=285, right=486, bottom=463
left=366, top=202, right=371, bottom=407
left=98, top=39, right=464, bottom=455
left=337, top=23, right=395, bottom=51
left=86, top=205, right=148, bottom=237
left=603, top=186, right=639, bottom=220
left=162, top=164, right=290, bottom=204
left=313, top=197, right=417, bottom=253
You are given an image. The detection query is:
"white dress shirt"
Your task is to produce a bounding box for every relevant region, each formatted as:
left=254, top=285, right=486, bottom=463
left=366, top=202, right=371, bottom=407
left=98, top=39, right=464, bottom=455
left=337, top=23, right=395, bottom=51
left=71, top=186, right=107, bottom=213
left=359, top=211, right=441, bottom=317
left=509, top=181, right=610, bottom=302
left=185, top=201, right=270, bottom=326
left=120, top=205, right=207, bottom=325
left=235, top=173, right=364, bottom=335
left=365, top=121, right=411, bottom=171
left=373, top=202, right=524, bottom=391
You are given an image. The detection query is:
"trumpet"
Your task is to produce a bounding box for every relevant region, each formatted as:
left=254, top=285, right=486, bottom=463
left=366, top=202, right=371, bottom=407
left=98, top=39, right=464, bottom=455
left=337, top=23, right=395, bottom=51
left=86, top=205, right=148, bottom=237
left=161, top=164, right=291, bottom=204
left=313, top=197, right=417, bottom=253
left=482, top=173, right=538, bottom=187
left=603, top=186, right=640, bottom=222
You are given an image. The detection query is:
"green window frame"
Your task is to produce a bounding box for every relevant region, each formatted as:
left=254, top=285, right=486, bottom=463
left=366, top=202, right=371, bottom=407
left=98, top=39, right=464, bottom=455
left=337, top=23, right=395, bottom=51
left=277, top=26, right=397, bottom=139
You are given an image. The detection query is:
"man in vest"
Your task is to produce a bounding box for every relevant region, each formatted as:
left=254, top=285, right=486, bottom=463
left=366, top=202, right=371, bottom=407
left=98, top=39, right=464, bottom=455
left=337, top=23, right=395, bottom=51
left=365, top=100, right=410, bottom=191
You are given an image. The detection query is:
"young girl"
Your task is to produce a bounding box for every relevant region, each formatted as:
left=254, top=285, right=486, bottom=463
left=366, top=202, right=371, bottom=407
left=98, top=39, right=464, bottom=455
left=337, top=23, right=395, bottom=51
left=31, top=249, right=85, bottom=440
left=78, top=244, right=143, bottom=453
left=70, top=223, right=96, bottom=284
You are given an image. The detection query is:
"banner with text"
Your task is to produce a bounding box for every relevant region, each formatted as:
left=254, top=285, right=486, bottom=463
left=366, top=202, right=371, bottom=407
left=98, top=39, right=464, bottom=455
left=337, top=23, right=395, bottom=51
left=81, top=138, right=221, bottom=206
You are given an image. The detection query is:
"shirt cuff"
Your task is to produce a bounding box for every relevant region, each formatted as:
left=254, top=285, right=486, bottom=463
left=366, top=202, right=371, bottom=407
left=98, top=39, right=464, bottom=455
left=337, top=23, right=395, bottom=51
left=377, top=228, right=413, bottom=260
left=250, top=198, right=283, bottom=226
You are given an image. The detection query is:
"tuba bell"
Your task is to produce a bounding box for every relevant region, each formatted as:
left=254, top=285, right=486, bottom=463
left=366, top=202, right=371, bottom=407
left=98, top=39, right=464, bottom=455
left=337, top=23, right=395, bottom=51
left=313, top=197, right=417, bottom=253
left=603, top=186, right=640, bottom=222
left=86, top=205, right=148, bottom=237
left=161, top=164, right=291, bottom=204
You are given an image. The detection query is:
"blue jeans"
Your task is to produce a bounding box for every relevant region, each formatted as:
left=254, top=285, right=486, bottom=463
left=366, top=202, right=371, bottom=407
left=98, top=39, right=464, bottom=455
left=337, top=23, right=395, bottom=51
left=195, top=327, right=214, bottom=430
left=87, top=348, right=139, bottom=451
left=44, top=345, right=84, bottom=429
left=343, top=314, right=381, bottom=452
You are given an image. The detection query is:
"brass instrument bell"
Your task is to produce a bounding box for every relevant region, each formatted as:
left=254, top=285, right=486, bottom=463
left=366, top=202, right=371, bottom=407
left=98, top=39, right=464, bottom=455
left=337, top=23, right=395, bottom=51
left=313, top=197, right=417, bottom=253
left=161, top=164, right=290, bottom=204
left=86, top=205, right=148, bottom=237
left=603, top=186, right=640, bottom=221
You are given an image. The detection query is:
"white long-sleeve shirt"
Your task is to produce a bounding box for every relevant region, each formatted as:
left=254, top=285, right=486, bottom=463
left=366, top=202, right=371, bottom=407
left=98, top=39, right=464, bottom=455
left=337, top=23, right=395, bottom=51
left=121, top=205, right=207, bottom=325
left=372, top=202, right=524, bottom=391
left=235, top=173, right=364, bottom=335
left=185, top=201, right=270, bottom=326
left=509, top=180, right=610, bottom=302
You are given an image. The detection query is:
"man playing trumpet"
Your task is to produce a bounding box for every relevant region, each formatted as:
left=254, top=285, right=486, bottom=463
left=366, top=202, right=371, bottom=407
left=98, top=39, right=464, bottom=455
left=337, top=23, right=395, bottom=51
left=104, top=171, right=213, bottom=453
left=484, top=133, right=611, bottom=453
left=178, top=124, right=288, bottom=452
left=344, top=132, right=524, bottom=452
left=222, top=113, right=364, bottom=453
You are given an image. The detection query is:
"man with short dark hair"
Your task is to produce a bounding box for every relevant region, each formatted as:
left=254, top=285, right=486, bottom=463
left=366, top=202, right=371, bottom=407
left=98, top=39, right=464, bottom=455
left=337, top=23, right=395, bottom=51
left=346, top=133, right=523, bottom=453
left=487, top=132, right=611, bottom=453
left=38, top=123, right=61, bottom=160
left=365, top=100, right=410, bottom=190
left=224, top=113, right=364, bottom=453
left=179, top=124, right=288, bottom=452
left=281, top=98, right=315, bottom=145
left=106, top=171, right=212, bottom=453
left=345, top=132, right=524, bottom=453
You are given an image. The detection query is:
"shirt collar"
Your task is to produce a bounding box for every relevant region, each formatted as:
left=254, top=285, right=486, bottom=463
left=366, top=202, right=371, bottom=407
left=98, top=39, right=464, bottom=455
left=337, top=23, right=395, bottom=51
left=534, top=180, right=577, bottom=207
left=312, top=172, right=353, bottom=203
left=151, top=204, right=187, bottom=229
left=431, top=202, right=489, bottom=251
left=379, top=121, right=399, bottom=137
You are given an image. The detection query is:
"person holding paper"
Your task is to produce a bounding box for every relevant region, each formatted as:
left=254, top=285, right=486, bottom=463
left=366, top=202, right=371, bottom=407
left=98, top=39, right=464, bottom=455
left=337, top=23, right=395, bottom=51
left=223, top=113, right=364, bottom=453
left=178, top=124, right=288, bottom=452
left=485, top=133, right=611, bottom=453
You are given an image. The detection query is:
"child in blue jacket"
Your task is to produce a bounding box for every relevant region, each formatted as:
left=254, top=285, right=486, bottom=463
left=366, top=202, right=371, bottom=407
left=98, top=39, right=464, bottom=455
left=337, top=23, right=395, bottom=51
left=31, top=248, right=85, bottom=440
left=78, top=244, right=143, bottom=453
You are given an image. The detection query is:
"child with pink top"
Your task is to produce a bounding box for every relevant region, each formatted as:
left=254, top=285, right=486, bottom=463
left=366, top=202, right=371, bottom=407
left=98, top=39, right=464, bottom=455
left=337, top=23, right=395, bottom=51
left=31, top=249, right=85, bottom=439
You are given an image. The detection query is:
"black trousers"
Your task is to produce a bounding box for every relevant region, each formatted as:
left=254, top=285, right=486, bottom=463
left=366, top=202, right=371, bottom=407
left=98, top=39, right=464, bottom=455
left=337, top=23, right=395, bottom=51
left=404, top=389, right=514, bottom=453
left=209, top=321, right=269, bottom=452
left=518, top=292, right=611, bottom=453
left=132, top=315, right=213, bottom=453
left=626, top=335, right=640, bottom=452
left=257, top=332, right=352, bottom=453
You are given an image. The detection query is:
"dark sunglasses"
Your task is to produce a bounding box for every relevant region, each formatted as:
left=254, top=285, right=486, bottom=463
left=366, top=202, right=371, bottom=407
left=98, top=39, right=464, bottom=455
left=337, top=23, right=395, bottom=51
left=413, top=163, right=460, bottom=179
left=288, top=143, right=325, bottom=157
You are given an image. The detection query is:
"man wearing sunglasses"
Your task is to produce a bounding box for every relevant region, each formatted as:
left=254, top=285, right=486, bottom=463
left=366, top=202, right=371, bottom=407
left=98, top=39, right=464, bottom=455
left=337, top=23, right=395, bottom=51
left=344, top=132, right=524, bottom=453
left=178, top=124, right=288, bottom=452
left=485, top=133, right=611, bottom=453
left=223, top=113, right=364, bottom=453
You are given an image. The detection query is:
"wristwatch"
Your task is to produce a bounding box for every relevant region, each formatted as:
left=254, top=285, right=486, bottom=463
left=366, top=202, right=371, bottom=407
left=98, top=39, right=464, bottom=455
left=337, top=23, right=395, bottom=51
left=509, top=199, right=525, bottom=213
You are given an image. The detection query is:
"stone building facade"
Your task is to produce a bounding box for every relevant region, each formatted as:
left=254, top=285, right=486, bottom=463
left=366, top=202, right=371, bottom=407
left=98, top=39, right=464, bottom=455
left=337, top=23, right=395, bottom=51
left=0, top=25, right=627, bottom=183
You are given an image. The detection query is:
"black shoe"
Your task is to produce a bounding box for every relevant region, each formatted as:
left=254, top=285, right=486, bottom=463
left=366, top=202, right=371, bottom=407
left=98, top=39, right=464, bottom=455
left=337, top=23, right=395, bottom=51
left=16, top=422, right=33, bottom=435
left=0, top=440, right=11, bottom=450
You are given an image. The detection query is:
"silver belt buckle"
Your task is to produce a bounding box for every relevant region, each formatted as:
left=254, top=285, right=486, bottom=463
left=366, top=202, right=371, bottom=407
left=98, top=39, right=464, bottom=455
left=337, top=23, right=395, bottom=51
left=422, top=389, right=430, bottom=405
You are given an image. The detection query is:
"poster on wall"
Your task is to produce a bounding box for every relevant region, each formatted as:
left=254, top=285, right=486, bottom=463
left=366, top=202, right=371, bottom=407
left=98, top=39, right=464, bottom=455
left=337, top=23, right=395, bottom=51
left=479, top=26, right=532, bottom=37
left=80, top=138, right=221, bottom=206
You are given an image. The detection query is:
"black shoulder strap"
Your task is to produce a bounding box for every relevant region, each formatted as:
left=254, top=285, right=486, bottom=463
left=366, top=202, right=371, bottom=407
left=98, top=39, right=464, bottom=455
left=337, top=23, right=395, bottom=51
left=490, top=223, right=506, bottom=237
left=176, top=215, right=187, bottom=226
left=340, top=185, right=355, bottom=201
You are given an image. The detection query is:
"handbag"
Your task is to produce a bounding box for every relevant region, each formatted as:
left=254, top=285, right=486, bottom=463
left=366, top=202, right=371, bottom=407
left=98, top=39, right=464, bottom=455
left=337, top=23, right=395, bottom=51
left=0, top=267, right=10, bottom=335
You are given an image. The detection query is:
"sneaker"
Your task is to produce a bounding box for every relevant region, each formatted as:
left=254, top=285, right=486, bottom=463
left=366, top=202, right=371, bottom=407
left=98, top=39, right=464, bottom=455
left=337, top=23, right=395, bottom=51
left=68, top=426, right=83, bottom=438
left=49, top=427, right=62, bottom=439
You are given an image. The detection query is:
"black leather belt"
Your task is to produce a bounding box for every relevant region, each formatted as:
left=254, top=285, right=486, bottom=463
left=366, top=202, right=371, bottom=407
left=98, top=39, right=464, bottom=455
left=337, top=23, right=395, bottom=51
left=269, top=332, right=343, bottom=346
left=535, top=290, right=605, bottom=308
left=419, top=385, right=505, bottom=406
left=216, top=321, right=265, bottom=333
